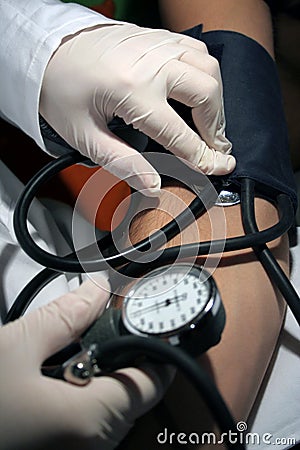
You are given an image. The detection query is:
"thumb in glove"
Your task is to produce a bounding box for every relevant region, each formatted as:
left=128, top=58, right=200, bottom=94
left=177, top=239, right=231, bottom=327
left=0, top=276, right=172, bottom=450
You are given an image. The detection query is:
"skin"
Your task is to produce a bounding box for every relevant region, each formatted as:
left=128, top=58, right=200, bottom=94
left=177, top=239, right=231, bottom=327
left=159, top=0, right=274, bottom=56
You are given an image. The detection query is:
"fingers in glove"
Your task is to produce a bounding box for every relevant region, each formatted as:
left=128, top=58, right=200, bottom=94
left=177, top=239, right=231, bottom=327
left=78, top=121, right=161, bottom=195
left=116, top=92, right=235, bottom=175
left=166, top=60, right=231, bottom=153
left=178, top=49, right=227, bottom=145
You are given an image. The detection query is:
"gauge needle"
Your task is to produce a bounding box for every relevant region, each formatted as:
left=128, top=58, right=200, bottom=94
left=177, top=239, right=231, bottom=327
left=131, top=293, right=187, bottom=317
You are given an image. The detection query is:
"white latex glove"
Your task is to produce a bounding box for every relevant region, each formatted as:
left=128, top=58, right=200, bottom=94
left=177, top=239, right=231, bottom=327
left=40, top=23, right=236, bottom=195
left=0, top=277, right=172, bottom=450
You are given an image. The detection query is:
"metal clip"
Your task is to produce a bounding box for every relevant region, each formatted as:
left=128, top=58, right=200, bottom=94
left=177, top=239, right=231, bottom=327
left=62, top=344, right=100, bottom=386
left=215, top=185, right=240, bottom=207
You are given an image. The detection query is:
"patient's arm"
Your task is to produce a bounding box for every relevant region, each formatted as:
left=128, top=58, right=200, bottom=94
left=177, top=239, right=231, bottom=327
left=159, top=0, right=274, bottom=56
left=129, top=185, right=288, bottom=413
left=119, top=188, right=288, bottom=450
left=117, top=2, right=289, bottom=449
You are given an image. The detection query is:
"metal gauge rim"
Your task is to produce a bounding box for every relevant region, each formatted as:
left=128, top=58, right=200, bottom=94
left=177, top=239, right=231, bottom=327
left=121, top=263, right=216, bottom=338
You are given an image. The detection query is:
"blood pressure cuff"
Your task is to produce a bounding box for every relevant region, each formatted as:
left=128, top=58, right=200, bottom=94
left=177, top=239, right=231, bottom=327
left=147, top=25, right=297, bottom=212
left=200, top=30, right=297, bottom=208
left=185, top=26, right=297, bottom=211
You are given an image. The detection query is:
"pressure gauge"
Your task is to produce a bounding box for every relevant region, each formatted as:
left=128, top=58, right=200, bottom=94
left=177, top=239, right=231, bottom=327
left=74, top=263, right=226, bottom=383
left=121, top=263, right=225, bottom=356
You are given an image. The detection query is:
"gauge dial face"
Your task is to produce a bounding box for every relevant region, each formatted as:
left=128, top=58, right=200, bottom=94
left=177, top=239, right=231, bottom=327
left=123, top=264, right=212, bottom=336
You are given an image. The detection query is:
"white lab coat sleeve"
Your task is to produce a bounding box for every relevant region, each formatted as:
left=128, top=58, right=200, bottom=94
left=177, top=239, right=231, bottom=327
left=0, top=0, right=121, bottom=154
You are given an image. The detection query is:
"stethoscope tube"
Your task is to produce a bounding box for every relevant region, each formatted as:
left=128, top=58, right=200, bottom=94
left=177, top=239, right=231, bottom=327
left=13, top=152, right=295, bottom=275
left=4, top=267, right=59, bottom=323
left=7, top=178, right=299, bottom=325
left=112, top=191, right=293, bottom=279
left=241, top=178, right=300, bottom=326
left=12, top=151, right=211, bottom=272
left=89, top=335, right=245, bottom=450
left=8, top=151, right=299, bottom=325
left=8, top=152, right=298, bottom=323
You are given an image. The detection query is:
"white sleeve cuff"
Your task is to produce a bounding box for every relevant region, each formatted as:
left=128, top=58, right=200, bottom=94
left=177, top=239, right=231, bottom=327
left=0, top=0, right=122, bottom=153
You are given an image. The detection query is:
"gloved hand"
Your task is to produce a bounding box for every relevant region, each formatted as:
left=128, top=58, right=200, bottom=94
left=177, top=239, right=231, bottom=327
left=40, top=23, right=236, bottom=195
left=0, top=277, right=172, bottom=450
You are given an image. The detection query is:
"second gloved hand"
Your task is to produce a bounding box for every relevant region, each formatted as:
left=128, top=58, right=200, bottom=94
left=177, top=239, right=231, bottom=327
left=0, top=277, right=172, bottom=450
left=40, top=23, right=236, bottom=195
